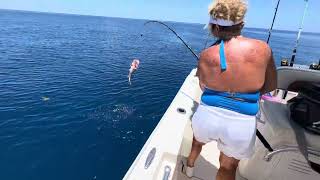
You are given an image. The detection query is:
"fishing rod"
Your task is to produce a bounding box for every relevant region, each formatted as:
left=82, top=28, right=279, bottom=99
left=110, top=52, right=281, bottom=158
left=290, top=0, right=309, bottom=66
left=255, top=0, right=284, bottom=153
left=267, top=0, right=281, bottom=44
left=143, top=20, right=200, bottom=60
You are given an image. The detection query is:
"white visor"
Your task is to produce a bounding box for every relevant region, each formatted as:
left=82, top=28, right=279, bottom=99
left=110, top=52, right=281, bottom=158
left=205, top=16, right=242, bottom=28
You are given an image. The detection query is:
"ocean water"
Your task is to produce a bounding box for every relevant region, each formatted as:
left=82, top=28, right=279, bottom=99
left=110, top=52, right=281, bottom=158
left=0, top=9, right=320, bottom=180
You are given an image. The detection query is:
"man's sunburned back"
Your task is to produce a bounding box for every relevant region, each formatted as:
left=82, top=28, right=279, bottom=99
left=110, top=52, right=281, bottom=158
left=198, top=36, right=273, bottom=93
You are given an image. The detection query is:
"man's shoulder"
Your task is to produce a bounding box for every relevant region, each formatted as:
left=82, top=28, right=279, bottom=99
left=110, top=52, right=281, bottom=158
left=246, top=39, right=274, bottom=64
left=242, top=37, right=272, bottom=56
left=200, top=46, right=218, bottom=62
left=244, top=37, right=270, bottom=50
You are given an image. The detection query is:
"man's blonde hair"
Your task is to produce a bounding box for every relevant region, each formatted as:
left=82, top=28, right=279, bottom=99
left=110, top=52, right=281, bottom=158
left=208, top=0, right=248, bottom=40
left=209, top=0, right=247, bottom=23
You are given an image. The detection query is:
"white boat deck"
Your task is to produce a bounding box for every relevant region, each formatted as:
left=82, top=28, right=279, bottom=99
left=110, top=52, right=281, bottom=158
left=177, top=142, right=235, bottom=180
left=124, top=68, right=320, bottom=180
left=174, top=118, right=246, bottom=180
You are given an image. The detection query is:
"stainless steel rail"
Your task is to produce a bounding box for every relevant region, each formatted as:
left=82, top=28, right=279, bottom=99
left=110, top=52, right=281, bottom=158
left=264, top=145, right=320, bottom=161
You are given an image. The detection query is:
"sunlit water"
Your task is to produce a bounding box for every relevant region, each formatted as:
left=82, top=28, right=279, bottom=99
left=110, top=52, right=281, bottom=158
left=0, top=9, right=319, bottom=180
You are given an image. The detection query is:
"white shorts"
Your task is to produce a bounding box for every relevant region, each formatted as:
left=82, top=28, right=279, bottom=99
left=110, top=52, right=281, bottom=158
left=192, top=103, right=257, bottom=160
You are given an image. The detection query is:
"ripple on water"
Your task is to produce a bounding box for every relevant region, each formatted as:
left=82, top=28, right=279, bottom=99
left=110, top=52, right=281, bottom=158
left=87, top=104, right=136, bottom=129
left=86, top=103, right=144, bottom=142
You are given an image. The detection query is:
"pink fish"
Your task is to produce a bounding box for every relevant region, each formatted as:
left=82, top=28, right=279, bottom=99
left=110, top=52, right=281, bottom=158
left=128, top=59, right=140, bottom=84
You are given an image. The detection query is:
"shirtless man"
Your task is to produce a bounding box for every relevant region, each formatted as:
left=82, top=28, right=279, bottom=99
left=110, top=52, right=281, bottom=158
left=128, top=59, right=140, bottom=85
left=185, top=1, right=277, bottom=180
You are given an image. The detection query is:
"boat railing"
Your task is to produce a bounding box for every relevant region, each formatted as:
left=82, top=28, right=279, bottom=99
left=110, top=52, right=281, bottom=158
left=264, top=145, right=320, bottom=161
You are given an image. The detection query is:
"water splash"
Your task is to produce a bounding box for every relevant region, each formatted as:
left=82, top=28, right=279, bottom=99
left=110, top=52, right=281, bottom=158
left=87, top=104, right=136, bottom=131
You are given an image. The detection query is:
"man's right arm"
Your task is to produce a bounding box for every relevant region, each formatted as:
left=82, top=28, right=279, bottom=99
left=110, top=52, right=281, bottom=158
left=260, top=50, right=277, bottom=95
left=197, top=52, right=208, bottom=91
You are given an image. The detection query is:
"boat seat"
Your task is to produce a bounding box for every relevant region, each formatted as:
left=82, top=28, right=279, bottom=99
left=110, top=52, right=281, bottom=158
left=260, top=100, right=320, bottom=150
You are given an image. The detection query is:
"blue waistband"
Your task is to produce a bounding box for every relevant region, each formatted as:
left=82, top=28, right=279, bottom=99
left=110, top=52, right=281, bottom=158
left=203, top=88, right=260, bottom=102
left=201, top=88, right=260, bottom=116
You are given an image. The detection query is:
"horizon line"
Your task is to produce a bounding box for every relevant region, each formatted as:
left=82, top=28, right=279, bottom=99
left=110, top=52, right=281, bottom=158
left=1, top=8, right=319, bottom=34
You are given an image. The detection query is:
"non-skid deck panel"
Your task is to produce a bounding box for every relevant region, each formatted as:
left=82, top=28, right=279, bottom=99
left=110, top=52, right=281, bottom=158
left=176, top=142, right=247, bottom=180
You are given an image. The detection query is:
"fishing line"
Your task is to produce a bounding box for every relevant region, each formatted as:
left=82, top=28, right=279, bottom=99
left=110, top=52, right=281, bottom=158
left=143, top=20, right=200, bottom=60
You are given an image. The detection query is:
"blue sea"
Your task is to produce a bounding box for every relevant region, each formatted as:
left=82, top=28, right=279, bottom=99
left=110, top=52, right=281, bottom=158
left=0, top=9, right=319, bottom=180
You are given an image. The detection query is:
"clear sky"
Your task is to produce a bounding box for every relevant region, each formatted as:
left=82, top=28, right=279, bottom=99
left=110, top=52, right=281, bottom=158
left=0, top=0, right=319, bottom=32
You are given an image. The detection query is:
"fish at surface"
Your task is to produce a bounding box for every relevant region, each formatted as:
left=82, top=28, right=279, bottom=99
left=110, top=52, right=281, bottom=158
left=128, top=59, right=140, bottom=85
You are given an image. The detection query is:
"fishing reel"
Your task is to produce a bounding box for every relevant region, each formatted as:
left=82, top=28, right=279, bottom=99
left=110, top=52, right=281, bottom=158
left=280, top=58, right=289, bottom=66
left=309, top=60, right=320, bottom=71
